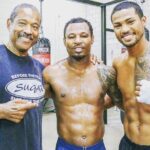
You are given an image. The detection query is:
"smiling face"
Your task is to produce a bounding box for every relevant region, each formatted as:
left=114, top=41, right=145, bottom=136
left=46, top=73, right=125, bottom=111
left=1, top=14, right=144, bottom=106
left=112, top=8, right=146, bottom=48
left=64, top=22, right=94, bottom=60
left=7, top=7, right=41, bottom=56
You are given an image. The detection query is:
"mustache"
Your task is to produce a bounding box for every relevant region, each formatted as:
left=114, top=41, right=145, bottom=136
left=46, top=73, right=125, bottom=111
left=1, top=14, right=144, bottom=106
left=18, top=32, right=33, bottom=40
left=73, top=44, right=84, bottom=48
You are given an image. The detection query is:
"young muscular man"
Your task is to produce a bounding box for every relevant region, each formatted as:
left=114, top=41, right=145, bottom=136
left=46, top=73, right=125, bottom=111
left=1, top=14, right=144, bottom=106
left=111, top=1, right=150, bottom=149
left=43, top=17, right=122, bottom=150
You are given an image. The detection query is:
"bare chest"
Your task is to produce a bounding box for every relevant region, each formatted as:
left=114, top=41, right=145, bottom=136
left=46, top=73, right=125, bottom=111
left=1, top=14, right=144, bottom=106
left=51, top=71, right=104, bottom=104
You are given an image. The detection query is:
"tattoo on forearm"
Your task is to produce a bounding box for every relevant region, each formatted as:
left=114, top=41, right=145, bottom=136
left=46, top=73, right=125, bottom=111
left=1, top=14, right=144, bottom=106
left=97, top=64, right=123, bottom=104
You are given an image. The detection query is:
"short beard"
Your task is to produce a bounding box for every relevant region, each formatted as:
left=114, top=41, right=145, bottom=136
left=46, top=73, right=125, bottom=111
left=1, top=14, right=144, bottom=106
left=71, top=55, right=85, bottom=61
left=18, top=49, right=28, bottom=54
left=122, top=32, right=144, bottom=48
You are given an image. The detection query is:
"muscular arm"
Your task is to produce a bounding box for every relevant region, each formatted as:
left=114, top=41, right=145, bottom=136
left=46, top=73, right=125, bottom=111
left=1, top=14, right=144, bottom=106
left=43, top=66, right=53, bottom=99
left=97, top=64, right=123, bottom=109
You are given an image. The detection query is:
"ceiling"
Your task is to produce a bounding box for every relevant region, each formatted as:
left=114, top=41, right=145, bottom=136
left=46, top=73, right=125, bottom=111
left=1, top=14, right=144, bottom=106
left=88, top=0, right=127, bottom=4
left=70, top=0, right=126, bottom=6
left=91, top=0, right=116, bottom=3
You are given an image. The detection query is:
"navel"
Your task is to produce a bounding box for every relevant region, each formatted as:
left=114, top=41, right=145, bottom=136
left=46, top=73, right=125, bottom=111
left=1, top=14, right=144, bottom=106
left=82, top=135, right=87, bottom=140
left=61, top=93, right=66, bottom=97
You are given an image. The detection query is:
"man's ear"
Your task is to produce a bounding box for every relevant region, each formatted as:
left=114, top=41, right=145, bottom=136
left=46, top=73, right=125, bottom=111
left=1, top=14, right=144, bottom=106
left=7, top=19, right=11, bottom=30
left=141, top=16, right=147, bottom=26
left=63, top=38, right=66, bottom=46
left=91, top=35, right=94, bottom=45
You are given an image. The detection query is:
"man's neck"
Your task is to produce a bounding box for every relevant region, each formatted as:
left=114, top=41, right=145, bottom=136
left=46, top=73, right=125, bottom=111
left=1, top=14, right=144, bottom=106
left=67, top=55, right=91, bottom=74
left=6, top=42, right=28, bottom=57
left=128, top=38, right=149, bottom=58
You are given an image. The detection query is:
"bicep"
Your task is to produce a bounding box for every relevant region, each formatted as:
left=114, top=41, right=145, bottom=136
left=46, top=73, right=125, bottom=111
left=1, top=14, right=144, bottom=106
left=44, top=82, right=52, bottom=98
left=43, top=68, right=52, bottom=99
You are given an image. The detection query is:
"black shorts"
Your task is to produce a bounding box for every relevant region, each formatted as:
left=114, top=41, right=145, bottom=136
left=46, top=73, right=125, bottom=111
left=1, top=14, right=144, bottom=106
left=119, top=135, right=150, bottom=150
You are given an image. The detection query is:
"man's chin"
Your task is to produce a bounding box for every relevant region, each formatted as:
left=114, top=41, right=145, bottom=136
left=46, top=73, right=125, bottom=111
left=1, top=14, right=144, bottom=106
left=17, top=46, right=30, bottom=54
left=17, top=44, right=31, bottom=52
left=121, top=41, right=137, bottom=48
left=19, top=49, right=28, bottom=53
left=72, top=55, right=85, bottom=61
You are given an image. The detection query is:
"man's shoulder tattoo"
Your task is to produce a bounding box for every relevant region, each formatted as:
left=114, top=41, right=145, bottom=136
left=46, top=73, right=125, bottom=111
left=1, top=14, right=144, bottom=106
left=136, top=48, right=150, bottom=80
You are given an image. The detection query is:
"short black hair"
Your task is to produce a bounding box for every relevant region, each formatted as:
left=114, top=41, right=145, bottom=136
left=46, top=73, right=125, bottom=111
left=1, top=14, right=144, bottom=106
left=10, top=3, right=40, bottom=22
left=64, top=17, right=93, bottom=38
left=111, top=1, right=144, bottom=22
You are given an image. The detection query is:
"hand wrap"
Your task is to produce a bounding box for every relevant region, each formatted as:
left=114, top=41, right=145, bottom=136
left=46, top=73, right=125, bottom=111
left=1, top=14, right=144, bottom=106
left=137, top=80, right=150, bottom=104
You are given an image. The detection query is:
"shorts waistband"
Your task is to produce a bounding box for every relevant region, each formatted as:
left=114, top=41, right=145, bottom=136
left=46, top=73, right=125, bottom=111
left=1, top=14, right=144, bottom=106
left=58, top=137, right=104, bottom=150
left=124, top=135, right=135, bottom=145
left=124, top=135, right=150, bottom=147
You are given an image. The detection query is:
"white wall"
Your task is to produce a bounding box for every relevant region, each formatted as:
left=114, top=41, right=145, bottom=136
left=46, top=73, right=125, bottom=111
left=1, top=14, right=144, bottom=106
left=0, top=0, right=101, bottom=64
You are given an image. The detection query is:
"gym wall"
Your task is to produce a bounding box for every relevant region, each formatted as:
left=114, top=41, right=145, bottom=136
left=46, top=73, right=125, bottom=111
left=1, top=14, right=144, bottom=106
left=0, top=0, right=149, bottom=65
